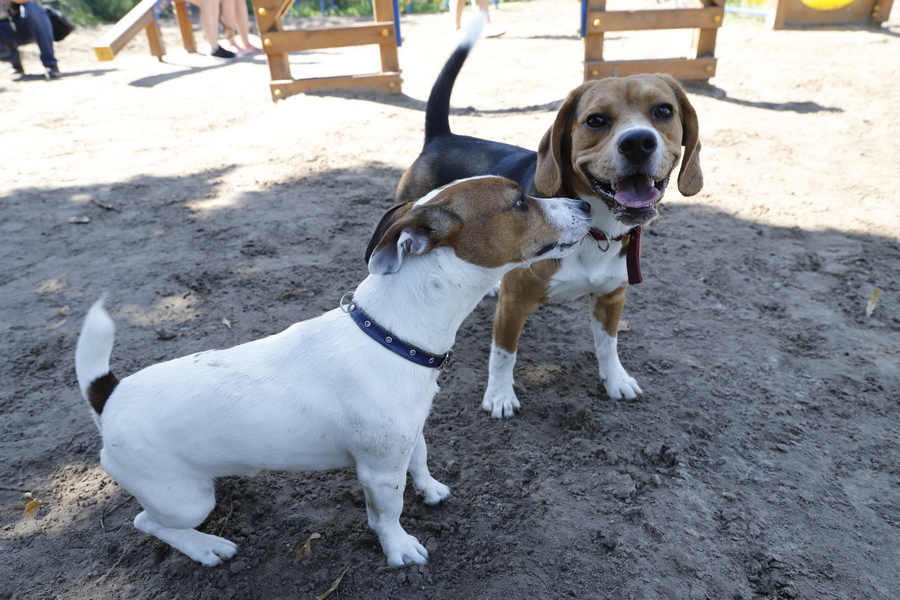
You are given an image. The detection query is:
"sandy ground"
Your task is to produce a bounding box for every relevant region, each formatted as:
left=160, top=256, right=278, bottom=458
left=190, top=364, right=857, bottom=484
left=2, top=1, right=899, bottom=598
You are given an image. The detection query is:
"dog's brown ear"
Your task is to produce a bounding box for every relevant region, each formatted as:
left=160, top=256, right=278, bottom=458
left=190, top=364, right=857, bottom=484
left=365, top=203, right=411, bottom=265
left=367, top=203, right=462, bottom=275
left=534, top=87, right=581, bottom=197
left=660, top=75, right=703, bottom=197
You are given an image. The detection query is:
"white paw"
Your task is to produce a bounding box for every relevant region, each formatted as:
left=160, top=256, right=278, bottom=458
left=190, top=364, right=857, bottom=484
left=482, top=387, right=520, bottom=418
left=602, top=369, right=642, bottom=400
left=187, top=534, right=238, bottom=567
left=383, top=533, right=429, bottom=566
left=416, top=479, right=451, bottom=505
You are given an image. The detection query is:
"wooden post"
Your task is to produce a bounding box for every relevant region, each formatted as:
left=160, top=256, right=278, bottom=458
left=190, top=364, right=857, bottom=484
left=583, top=0, right=605, bottom=80
left=373, top=0, right=400, bottom=77
left=174, top=0, right=196, bottom=54
left=252, top=0, right=402, bottom=101
left=254, top=0, right=293, bottom=82
left=583, top=0, right=724, bottom=81
left=772, top=0, right=894, bottom=28
left=94, top=0, right=202, bottom=61
left=93, top=0, right=169, bottom=61
left=145, top=20, right=165, bottom=60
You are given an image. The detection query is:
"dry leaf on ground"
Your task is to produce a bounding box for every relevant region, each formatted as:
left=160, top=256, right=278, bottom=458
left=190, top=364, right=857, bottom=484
left=316, top=565, right=350, bottom=600
left=295, top=532, right=321, bottom=561
left=866, top=288, right=881, bottom=317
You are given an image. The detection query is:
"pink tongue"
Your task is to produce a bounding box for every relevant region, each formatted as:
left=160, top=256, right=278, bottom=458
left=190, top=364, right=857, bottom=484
left=615, top=175, right=660, bottom=208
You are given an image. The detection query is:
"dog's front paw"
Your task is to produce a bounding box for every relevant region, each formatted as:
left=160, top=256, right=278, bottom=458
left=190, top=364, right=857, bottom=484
left=384, top=533, right=429, bottom=566
left=481, top=387, right=520, bottom=418
left=602, top=369, right=642, bottom=400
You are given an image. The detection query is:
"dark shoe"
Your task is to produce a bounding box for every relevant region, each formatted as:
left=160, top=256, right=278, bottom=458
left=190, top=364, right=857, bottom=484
left=210, top=45, right=236, bottom=59
left=10, top=62, right=24, bottom=79
left=45, top=65, right=61, bottom=79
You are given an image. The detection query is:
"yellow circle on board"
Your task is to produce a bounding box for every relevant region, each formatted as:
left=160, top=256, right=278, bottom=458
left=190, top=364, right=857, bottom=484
left=800, top=0, right=855, bottom=10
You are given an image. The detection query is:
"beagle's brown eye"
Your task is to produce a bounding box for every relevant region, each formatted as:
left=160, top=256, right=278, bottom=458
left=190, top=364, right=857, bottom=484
left=515, top=197, right=528, bottom=210
left=586, top=115, right=607, bottom=129
left=654, top=105, right=674, bottom=120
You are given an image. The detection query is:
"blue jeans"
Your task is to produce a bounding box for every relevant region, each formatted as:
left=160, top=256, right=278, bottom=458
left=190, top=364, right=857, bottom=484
left=0, top=1, right=57, bottom=68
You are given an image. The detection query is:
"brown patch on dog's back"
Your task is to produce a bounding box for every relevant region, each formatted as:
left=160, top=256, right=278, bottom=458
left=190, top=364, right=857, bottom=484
left=87, top=372, right=119, bottom=415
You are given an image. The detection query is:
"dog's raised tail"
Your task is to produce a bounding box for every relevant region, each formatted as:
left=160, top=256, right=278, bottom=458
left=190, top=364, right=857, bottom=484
left=75, top=296, right=119, bottom=426
left=423, top=12, right=486, bottom=143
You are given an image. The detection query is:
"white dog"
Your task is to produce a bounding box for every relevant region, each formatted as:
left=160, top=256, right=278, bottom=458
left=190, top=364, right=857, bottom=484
left=75, top=176, right=592, bottom=567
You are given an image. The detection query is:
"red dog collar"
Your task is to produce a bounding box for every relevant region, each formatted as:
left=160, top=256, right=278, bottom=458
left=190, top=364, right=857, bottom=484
left=590, top=226, right=642, bottom=285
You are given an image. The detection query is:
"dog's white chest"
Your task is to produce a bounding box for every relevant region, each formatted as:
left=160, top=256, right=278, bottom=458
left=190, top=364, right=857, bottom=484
left=546, top=238, right=628, bottom=300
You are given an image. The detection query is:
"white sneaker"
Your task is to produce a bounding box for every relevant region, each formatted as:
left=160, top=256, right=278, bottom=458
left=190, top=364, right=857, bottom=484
left=483, top=23, right=506, bottom=38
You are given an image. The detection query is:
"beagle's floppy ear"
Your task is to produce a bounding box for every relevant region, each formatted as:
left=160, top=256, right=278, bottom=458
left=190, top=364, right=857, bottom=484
left=367, top=203, right=462, bottom=275
left=660, top=75, right=703, bottom=197
left=534, top=86, right=582, bottom=197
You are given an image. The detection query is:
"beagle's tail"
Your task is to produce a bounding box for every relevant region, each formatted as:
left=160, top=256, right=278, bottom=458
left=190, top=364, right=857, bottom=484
left=423, top=12, right=486, bottom=143
left=75, top=296, right=119, bottom=429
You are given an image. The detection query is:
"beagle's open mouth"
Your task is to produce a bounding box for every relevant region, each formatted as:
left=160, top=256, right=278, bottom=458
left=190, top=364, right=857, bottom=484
left=586, top=171, right=668, bottom=212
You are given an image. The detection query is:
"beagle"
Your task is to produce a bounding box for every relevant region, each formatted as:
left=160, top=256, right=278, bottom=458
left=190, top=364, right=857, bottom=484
left=386, top=22, right=703, bottom=417
left=75, top=177, right=592, bottom=567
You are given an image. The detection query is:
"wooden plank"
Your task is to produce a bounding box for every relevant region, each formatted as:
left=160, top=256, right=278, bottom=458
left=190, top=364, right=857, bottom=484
left=693, top=27, right=718, bottom=58
left=145, top=21, right=165, bottom=59
left=261, top=23, right=396, bottom=53
left=873, top=0, right=894, bottom=24
left=372, top=0, right=400, bottom=73
left=771, top=0, right=789, bottom=29
left=583, top=0, right=606, bottom=62
left=252, top=0, right=289, bottom=34
left=266, top=53, right=292, bottom=81
left=585, top=58, right=716, bottom=81
left=270, top=72, right=402, bottom=101
left=93, top=0, right=169, bottom=61
left=586, top=7, right=723, bottom=33
left=173, top=0, right=195, bottom=53
left=771, top=0, right=882, bottom=29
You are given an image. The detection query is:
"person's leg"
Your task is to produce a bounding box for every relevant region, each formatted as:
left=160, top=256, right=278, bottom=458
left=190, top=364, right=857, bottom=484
left=220, top=0, right=256, bottom=50
left=233, top=0, right=258, bottom=50
left=185, top=0, right=232, bottom=56
left=454, top=0, right=465, bottom=29
left=19, top=2, right=57, bottom=69
left=476, top=0, right=504, bottom=37
left=475, top=0, right=490, bottom=21
left=0, top=18, right=23, bottom=73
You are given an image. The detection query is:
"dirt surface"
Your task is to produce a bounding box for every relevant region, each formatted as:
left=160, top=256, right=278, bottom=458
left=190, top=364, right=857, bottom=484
left=2, top=1, right=900, bottom=598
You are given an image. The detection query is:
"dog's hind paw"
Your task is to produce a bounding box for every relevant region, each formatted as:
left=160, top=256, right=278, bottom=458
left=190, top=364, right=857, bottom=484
left=481, top=389, right=520, bottom=418
left=134, top=511, right=238, bottom=567
left=187, top=535, right=239, bottom=567
left=416, top=479, right=451, bottom=505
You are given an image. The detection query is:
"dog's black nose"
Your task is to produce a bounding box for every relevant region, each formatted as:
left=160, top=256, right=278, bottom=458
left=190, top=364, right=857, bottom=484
left=575, top=200, right=591, bottom=214
left=618, top=130, right=657, bottom=162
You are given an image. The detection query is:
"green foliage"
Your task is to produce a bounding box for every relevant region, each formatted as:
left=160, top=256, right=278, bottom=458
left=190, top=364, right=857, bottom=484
left=288, top=0, right=452, bottom=17
left=288, top=0, right=375, bottom=18
left=50, top=0, right=140, bottom=26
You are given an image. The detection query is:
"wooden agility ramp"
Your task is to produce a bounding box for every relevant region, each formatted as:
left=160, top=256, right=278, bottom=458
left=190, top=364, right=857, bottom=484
left=93, top=0, right=196, bottom=61
left=251, top=0, right=402, bottom=101
left=581, top=0, right=725, bottom=81
left=771, top=0, right=894, bottom=28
